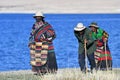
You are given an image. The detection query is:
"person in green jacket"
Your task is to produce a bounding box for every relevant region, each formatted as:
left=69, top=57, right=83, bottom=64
left=89, top=22, right=112, bottom=71
left=74, top=23, right=96, bottom=73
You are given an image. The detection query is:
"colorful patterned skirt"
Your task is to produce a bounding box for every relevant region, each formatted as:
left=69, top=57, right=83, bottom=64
left=94, top=40, right=112, bottom=70
left=29, top=41, right=58, bottom=74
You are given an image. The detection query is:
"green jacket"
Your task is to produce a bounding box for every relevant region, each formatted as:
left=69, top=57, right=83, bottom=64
left=91, top=28, right=109, bottom=40
left=74, top=28, right=96, bottom=54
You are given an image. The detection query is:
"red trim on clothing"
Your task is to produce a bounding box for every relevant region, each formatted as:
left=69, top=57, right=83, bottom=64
left=48, top=30, right=54, bottom=35
left=96, top=50, right=110, bottom=54
left=97, top=40, right=103, bottom=46
left=35, top=25, right=51, bottom=41
left=96, top=57, right=112, bottom=61
left=48, top=46, right=54, bottom=50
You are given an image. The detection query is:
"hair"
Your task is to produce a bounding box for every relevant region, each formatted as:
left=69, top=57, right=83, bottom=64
left=41, top=17, right=45, bottom=23
left=34, top=16, right=45, bottom=23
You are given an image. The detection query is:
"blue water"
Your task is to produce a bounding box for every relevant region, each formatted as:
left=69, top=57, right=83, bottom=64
left=0, top=13, right=120, bottom=71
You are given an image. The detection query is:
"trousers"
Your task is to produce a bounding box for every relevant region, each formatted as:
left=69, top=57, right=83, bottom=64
left=78, top=53, right=96, bottom=71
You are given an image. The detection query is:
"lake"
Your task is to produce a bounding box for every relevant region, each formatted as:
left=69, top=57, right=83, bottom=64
left=0, top=13, right=120, bottom=71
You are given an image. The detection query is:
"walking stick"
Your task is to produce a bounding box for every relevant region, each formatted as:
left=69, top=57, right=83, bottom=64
left=84, top=39, right=88, bottom=73
left=104, top=40, right=108, bottom=71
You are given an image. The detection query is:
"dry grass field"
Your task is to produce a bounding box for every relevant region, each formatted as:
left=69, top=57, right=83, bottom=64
left=0, top=68, right=120, bottom=80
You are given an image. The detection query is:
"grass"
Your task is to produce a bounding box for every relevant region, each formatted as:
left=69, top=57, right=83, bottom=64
left=0, top=68, right=120, bottom=80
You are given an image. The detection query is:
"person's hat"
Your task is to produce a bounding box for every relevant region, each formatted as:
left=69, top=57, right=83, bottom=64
left=74, top=23, right=86, bottom=31
left=89, top=22, right=98, bottom=28
left=33, top=11, right=45, bottom=18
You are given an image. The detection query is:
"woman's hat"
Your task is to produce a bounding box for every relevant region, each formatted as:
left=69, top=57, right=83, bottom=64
left=89, top=22, right=98, bottom=28
left=33, top=11, right=45, bottom=18
left=74, top=23, right=86, bottom=31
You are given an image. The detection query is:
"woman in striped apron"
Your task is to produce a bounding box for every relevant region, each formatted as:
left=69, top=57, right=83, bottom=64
left=89, top=22, right=112, bottom=71
left=28, top=11, right=58, bottom=75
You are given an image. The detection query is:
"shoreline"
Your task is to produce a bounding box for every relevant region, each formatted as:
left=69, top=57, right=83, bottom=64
left=0, top=11, right=120, bottom=14
left=0, top=68, right=120, bottom=73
